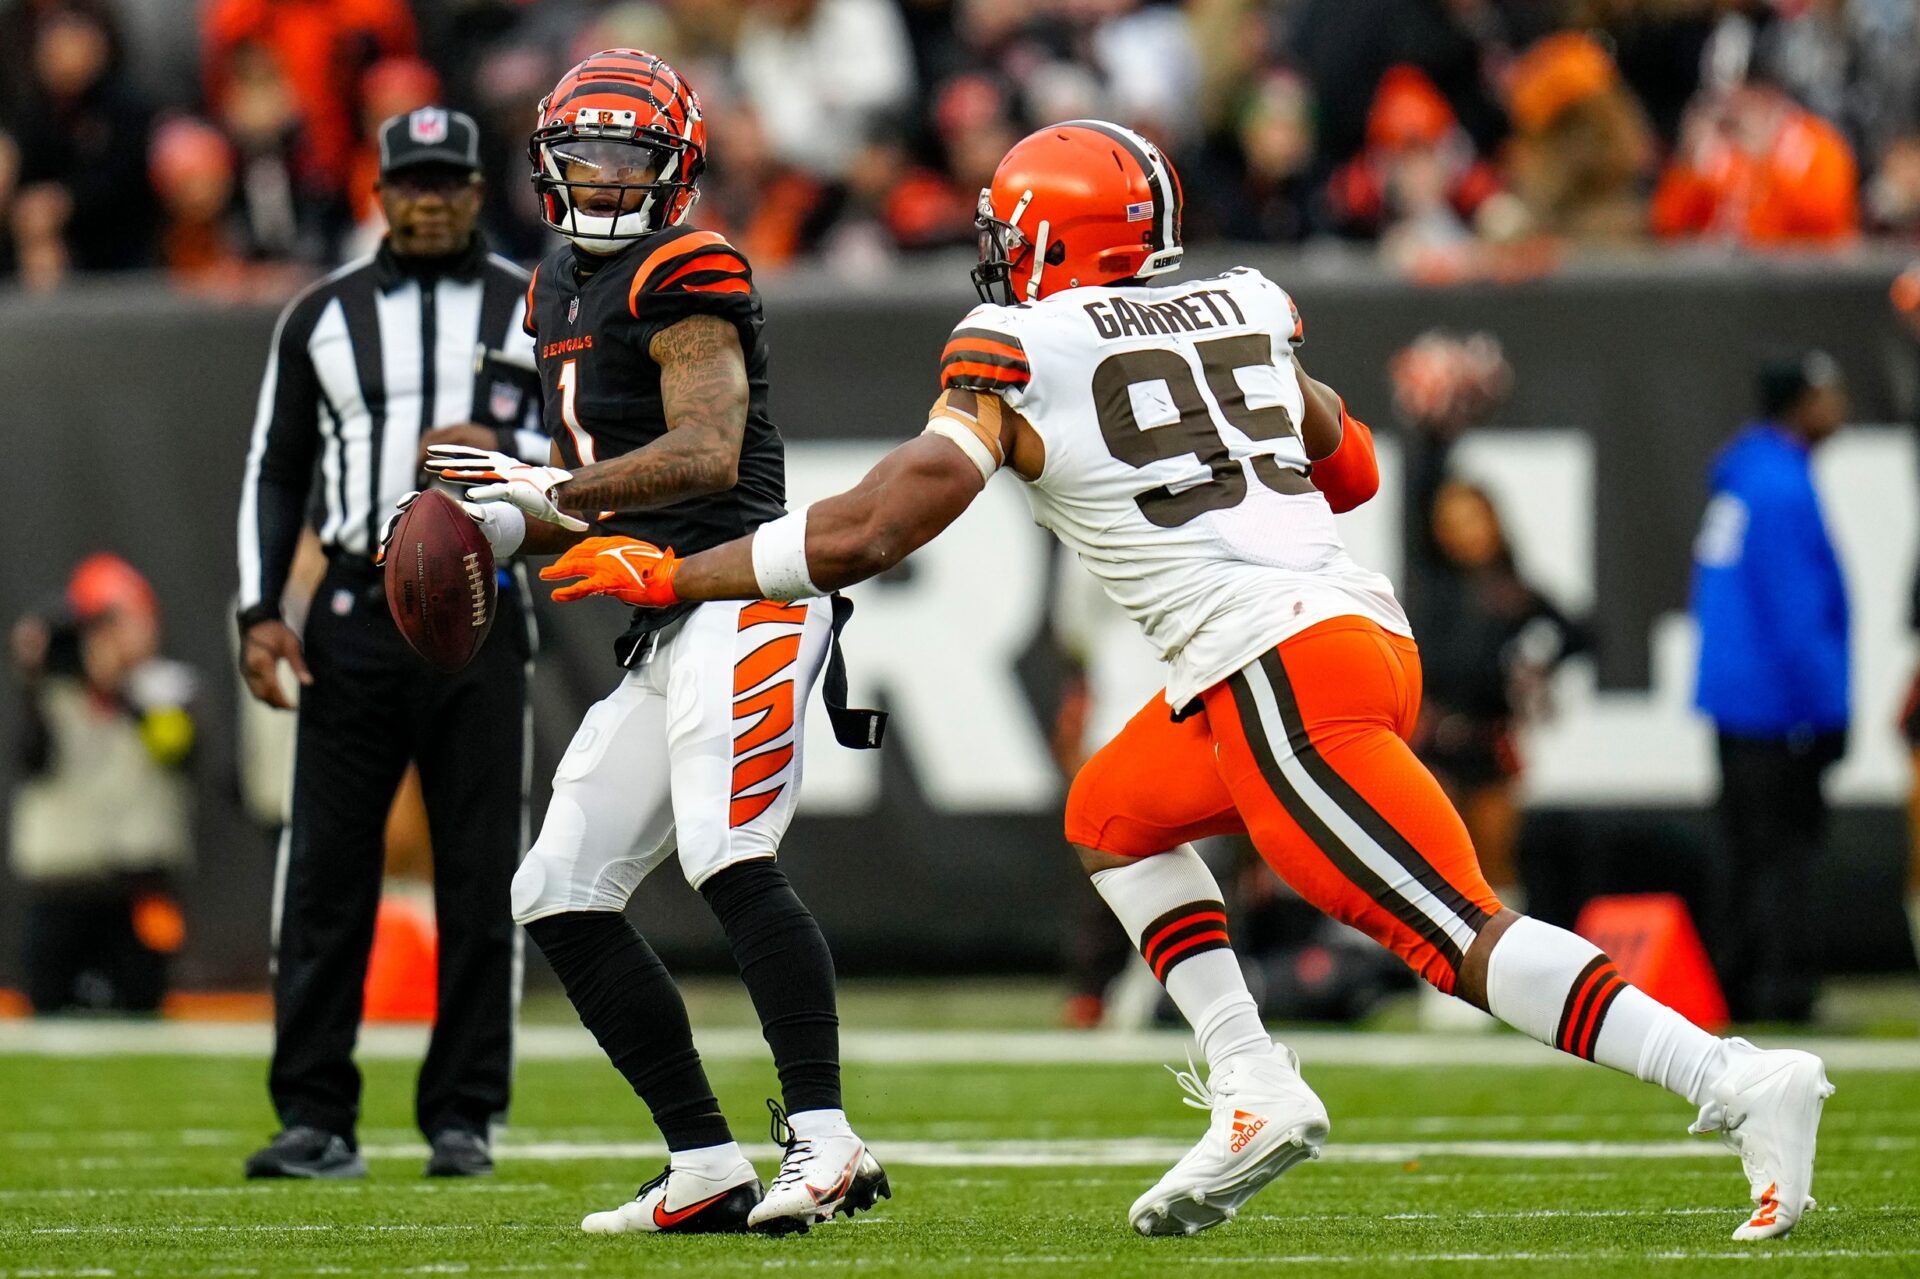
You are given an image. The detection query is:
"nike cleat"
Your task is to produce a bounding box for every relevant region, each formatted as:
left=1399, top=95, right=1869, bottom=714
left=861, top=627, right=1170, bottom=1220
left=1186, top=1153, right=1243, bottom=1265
left=748, top=1101, right=891, bottom=1236
left=579, top=1161, right=761, bottom=1235
left=1129, top=1043, right=1329, bottom=1237
left=1689, top=1038, right=1834, bottom=1240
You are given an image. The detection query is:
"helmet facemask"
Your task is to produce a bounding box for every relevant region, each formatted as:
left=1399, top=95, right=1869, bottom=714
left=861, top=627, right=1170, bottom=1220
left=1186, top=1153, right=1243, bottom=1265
left=971, top=187, right=1033, bottom=305
left=531, top=105, right=702, bottom=249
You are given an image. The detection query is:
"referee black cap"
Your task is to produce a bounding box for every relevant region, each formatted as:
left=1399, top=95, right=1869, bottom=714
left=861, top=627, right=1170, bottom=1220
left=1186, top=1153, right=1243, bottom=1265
left=1757, top=349, right=1842, bottom=418
left=378, top=106, right=482, bottom=178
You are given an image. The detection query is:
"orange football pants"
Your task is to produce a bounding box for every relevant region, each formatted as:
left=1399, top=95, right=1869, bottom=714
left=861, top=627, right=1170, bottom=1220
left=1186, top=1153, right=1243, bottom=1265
left=1065, top=617, right=1503, bottom=992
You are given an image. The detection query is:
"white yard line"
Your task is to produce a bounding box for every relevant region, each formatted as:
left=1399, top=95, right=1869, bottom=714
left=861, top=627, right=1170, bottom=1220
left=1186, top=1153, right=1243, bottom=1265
left=9, top=1134, right=1907, bottom=1172
left=4, top=1023, right=1919, bottom=1071
left=0, top=1184, right=552, bottom=1201
left=6, top=1251, right=1920, bottom=1278
left=18, top=1206, right=1912, bottom=1233
left=16, top=1251, right=1917, bottom=1276
left=343, top=1136, right=1759, bottom=1167
left=963, top=1252, right=1920, bottom=1266
left=14, top=1109, right=1915, bottom=1152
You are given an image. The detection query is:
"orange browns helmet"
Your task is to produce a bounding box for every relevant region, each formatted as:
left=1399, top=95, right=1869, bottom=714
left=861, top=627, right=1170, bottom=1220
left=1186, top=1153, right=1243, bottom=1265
left=972, top=120, right=1183, bottom=306
left=530, top=49, right=706, bottom=249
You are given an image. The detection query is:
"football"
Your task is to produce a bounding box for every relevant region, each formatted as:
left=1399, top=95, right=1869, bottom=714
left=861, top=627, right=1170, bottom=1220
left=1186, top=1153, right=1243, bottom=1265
left=383, top=489, right=496, bottom=672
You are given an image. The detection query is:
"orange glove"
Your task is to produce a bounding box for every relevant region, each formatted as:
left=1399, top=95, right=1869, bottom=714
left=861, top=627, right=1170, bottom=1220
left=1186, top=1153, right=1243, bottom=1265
left=539, top=536, right=682, bottom=606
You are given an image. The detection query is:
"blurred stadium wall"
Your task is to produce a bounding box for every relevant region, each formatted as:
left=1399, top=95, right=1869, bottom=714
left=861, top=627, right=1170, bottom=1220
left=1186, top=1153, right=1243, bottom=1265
left=2, top=248, right=1915, bottom=985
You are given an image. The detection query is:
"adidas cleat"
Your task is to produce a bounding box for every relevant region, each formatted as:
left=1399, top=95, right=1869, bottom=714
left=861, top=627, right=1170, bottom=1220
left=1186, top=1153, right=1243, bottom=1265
left=580, top=1161, right=761, bottom=1235
left=749, top=1102, right=892, bottom=1236
left=1129, top=1043, right=1329, bottom=1237
left=1689, top=1038, right=1834, bottom=1240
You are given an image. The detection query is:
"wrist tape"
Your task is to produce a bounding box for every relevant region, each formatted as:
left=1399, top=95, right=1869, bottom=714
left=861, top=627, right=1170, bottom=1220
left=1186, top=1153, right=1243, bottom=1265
left=751, top=507, right=819, bottom=601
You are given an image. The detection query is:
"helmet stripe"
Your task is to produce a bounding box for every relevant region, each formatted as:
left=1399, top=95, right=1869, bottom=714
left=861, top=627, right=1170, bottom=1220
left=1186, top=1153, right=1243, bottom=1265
left=556, top=82, right=672, bottom=115
left=1057, top=120, right=1165, bottom=256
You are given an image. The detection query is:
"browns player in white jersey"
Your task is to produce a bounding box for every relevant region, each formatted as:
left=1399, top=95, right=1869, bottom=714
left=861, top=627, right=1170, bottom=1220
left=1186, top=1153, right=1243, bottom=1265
left=539, top=121, right=1833, bottom=1241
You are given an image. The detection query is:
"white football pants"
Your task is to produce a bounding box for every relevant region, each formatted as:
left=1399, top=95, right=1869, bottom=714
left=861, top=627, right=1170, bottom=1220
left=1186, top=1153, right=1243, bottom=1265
left=511, top=597, right=831, bottom=923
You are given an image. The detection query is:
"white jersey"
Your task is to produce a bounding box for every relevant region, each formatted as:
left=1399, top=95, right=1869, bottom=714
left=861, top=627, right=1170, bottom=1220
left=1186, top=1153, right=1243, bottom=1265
left=934, top=267, right=1408, bottom=707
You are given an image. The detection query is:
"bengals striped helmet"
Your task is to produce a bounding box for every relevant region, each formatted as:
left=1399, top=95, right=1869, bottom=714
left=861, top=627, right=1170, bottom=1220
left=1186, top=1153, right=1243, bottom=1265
left=973, top=120, right=1183, bottom=305
left=529, top=49, right=706, bottom=249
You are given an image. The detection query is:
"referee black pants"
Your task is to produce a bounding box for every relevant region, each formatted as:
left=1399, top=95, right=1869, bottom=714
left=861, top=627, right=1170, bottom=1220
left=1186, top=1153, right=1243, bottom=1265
left=271, top=555, right=531, bottom=1143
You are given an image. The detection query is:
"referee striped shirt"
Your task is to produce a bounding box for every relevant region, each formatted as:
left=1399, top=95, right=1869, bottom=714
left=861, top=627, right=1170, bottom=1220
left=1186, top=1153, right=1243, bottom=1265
left=237, top=239, right=546, bottom=613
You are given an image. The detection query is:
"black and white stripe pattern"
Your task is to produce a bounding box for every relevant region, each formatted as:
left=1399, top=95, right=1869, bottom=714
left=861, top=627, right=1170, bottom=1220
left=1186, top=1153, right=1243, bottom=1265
left=1227, top=650, right=1492, bottom=973
left=1058, top=119, right=1182, bottom=276
left=238, top=250, right=541, bottom=611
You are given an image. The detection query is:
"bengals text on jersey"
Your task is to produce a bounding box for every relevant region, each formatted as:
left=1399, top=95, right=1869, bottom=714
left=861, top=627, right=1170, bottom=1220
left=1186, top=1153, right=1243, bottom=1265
left=526, top=224, right=785, bottom=661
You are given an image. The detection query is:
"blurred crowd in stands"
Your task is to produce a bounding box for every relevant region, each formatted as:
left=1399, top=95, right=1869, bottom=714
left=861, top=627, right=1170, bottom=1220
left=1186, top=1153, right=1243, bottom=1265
left=5, top=0, right=1920, bottom=295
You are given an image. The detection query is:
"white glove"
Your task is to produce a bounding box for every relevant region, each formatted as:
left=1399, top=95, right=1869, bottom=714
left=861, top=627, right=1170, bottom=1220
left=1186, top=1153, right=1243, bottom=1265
left=377, top=491, right=528, bottom=564
left=424, top=443, right=590, bottom=532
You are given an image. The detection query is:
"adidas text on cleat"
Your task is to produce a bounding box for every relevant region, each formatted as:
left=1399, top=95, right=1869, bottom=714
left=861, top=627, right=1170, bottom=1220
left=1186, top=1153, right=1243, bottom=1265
left=1688, top=1038, right=1834, bottom=1241
left=749, top=1102, right=892, bottom=1236
left=1129, top=1043, right=1329, bottom=1237
left=579, top=1162, right=761, bottom=1235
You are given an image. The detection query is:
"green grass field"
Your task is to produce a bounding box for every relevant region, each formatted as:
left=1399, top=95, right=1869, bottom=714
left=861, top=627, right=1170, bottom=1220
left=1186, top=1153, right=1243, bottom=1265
left=2, top=999, right=1917, bottom=1278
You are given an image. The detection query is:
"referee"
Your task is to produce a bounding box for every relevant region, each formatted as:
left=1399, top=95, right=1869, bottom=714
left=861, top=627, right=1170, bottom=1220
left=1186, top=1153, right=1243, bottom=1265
left=235, top=108, right=543, bottom=1179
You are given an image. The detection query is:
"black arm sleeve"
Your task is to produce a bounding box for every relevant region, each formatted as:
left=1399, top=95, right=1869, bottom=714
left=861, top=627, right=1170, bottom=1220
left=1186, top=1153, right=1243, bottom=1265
left=14, top=683, right=53, bottom=777
left=237, top=293, right=326, bottom=615
left=1403, top=428, right=1454, bottom=588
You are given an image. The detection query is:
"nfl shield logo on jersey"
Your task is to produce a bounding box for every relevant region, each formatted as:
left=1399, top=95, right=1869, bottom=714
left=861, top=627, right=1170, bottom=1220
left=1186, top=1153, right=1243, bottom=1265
left=489, top=380, right=522, bottom=422
left=568, top=297, right=579, bottom=325
left=409, top=107, right=449, bottom=145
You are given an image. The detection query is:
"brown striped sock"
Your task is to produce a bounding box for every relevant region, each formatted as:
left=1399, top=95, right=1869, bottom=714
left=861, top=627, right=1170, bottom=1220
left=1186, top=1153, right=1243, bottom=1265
left=1484, top=915, right=1726, bottom=1103
left=1091, top=847, right=1272, bottom=1070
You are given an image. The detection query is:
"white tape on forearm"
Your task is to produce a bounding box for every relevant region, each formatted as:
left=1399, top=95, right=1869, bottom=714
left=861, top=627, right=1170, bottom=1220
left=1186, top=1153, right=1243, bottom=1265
left=751, top=507, right=820, bottom=600
left=924, top=418, right=1000, bottom=481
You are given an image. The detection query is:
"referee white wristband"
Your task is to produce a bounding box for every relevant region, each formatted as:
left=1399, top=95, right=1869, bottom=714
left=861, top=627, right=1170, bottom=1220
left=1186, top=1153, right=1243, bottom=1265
left=751, top=507, right=821, bottom=601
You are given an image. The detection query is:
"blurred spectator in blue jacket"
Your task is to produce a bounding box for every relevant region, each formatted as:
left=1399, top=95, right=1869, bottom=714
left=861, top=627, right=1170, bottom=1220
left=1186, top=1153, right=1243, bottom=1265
left=1690, top=350, right=1850, bottom=1023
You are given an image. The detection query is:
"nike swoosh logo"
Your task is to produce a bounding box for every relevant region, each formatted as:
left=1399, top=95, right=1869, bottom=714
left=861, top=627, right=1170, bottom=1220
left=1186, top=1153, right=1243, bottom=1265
left=652, top=1188, right=731, bottom=1229
left=805, top=1152, right=862, bottom=1205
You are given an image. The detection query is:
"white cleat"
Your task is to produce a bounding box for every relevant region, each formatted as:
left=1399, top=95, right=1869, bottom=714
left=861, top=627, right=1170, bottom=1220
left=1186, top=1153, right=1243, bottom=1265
left=747, top=1106, right=891, bottom=1236
left=579, top=1160, right=761, bottom=1235
left=1688, top=1038, right=1835, bottom=1241
left=1129, top=1042, right=1330, bottom=1237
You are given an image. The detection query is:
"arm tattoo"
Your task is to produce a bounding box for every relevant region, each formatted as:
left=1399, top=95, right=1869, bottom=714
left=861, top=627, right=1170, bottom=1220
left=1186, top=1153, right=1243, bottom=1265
left=554, top=314, right=748, bottom=513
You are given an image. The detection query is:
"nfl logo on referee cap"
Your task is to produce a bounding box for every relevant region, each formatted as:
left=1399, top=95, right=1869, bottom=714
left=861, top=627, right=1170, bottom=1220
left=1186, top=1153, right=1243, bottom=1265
left=409, top=108, right=449, bottom=145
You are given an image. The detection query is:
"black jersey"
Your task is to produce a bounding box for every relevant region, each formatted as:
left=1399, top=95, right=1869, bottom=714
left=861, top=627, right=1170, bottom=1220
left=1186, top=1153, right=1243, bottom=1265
left=526, top=225, right=787, bottom=660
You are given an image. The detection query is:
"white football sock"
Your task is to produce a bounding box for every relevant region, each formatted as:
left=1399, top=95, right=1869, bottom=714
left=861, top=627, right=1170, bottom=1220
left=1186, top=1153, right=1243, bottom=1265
left=788, top=1108, right=853, bottom=1141
left=1091, top=846, right=1271, bottom=1071
left=1484, top=915, right=1727, bottom=1105
left=669, top=1140, right=748, bottom=1179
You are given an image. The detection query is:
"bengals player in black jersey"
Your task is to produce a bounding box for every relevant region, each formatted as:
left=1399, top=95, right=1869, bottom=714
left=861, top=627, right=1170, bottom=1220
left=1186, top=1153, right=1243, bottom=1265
left=413, top=50, right=886, bottom=1237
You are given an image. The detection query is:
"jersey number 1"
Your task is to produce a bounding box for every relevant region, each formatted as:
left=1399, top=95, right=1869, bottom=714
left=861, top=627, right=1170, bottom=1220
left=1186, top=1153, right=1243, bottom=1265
left=1092, top=333, right=1307, bottom=528
left=557, top=358, right=597, bottom=464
